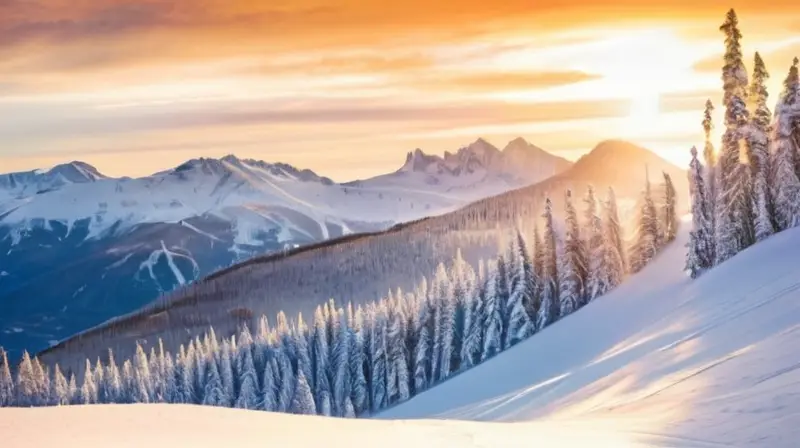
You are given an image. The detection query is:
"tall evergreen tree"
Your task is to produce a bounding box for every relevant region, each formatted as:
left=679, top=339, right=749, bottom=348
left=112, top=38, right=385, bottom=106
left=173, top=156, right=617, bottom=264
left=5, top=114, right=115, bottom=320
left=412, top=297, right=432, bottom=394
left=536, top=197, right=560, bottom=329
left=16, top=351, right=37, bottom=406
left=290, top=371, right=317, bottom=415
left=311, top=306, right=332, bottom=414
left=52, top=364, right=70, bottom=406
left=347, top=308, right=368, bottom=415
left=80, top=359, right=97, bottom=404
left=748, top=52, right=775, bottom=242
left=505, top=231, right=535, bottom=347
left=481, top=260, right=504, bottom=361
left=104, top=349, right=123, bottom=404
left=132, top=343, right=151, bottom=403
left=0, top=349, right=13, bottom=407
left=330, top=309, right=351, bottom=415
left=460, top=265, right=486, bottom=369
left=781, top=57, right=800, bottom=177
left=604, top=187, right=627, bottom=280
left=686, top=146, right=715, bottom=277
left=661, top=172, right=679, bottom=243
left=261, top=357, right=278, bottom=412
left=630, top=170, right=660, bottom=273
left=771, top=58, right=800, bottom=230
left=234, top=346, right=259, bottom=410
left=716, top=8, right=755, bottom=263
left=202, top=355, right=225, bottom=407
left=120, top=360, right=135, bottom=404
left=559, top=190, right=588, bottom=316
left=584, top=186, right=606, bottom=301
left=703, top=99, right=718, bottom=256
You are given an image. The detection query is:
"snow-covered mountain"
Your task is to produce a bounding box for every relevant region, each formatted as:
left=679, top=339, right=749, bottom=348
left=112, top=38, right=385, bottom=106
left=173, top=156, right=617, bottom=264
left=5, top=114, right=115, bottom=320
left=347, top=137, right=571, bottom=200
left=1, top=138, right=571, bottom=361
left=0, top=161, right=106, bottom=209
left=38, top=139, right=684, bottom=369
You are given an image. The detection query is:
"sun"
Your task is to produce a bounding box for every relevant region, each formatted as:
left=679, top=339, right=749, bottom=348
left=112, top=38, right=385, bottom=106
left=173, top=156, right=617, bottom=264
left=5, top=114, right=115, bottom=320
left=625, top=90, right=661, bottom=134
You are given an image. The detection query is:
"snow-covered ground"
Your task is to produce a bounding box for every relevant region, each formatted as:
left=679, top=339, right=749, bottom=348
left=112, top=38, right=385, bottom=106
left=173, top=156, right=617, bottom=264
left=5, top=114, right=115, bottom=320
left=3, top=217, right=796, bottom=447
left=0, top=403, right=718, bottom=447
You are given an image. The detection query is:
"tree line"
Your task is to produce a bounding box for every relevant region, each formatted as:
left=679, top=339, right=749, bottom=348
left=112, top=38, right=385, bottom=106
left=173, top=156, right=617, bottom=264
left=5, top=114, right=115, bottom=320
left=687, top=9, right=800, bottom=277
left=1, top=177, right=678, bottom=414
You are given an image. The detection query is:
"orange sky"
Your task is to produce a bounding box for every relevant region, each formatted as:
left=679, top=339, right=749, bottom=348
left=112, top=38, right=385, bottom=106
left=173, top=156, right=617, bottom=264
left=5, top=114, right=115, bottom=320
left=2, top=0, right=800, bottom=181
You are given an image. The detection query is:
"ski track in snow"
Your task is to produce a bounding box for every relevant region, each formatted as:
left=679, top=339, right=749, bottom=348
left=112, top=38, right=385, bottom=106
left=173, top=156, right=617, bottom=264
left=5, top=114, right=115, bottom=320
left=160, top=240, right=187, bottom=286
left=380, top=217, right=800, bottom=447
left=179, top=220, right=222, bottom=242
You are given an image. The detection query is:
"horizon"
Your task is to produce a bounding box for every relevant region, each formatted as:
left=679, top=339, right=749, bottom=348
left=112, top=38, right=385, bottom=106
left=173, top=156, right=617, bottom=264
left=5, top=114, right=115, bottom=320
left=2, top=3, right=799, bottom=180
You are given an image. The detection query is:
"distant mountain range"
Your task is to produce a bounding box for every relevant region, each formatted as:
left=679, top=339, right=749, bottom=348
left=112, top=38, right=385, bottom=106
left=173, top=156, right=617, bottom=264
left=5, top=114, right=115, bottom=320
left=0, top=137, right=570, bottom=360
left=37, top=139, right=688, bottom=370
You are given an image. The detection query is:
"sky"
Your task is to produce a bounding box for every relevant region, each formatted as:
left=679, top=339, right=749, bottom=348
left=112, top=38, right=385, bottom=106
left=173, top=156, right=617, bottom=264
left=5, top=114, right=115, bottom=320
left=2, top=1, right=800, bottom=182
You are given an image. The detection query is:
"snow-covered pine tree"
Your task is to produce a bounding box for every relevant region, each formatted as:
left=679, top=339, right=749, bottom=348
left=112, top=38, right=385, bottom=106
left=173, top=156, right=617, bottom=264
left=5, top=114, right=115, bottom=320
left=293, top=313, right=314, bottom=395
left=605, top=188, right=627, bottom=275
left=260, top=356, right=278, bottom=411
left=460, top=261, right=485, bottom=369
left=52, top=364, right=70, bottom=406
left=716, top=8, right=755, bottom=263
left=412, top=296, right=431, bottom=394
left=584, top=186, right=606, bottom=301
left=449, top=250, right=472, bottom=374
left=703, top=99, right=718, bottom=257
left=67, top=374, right=79, bottom=405
left=217, top=340, right=235, bottom=407
left=330, top=309, right=351, bottom=415
left=133, top=343, right=151, bottom=403
left=530, top=224, right=544, bottom=315
left=311, top=305, right=332, bottom=415
left=234, top=345, right=259, bottom=409
left=16, top=351, right=38, bottom=406
left=748, top=52, right=775, bottom=242
left=92, top=358, right=105, bottom=404
left=348, top=306, right=368, bottom=415
left=163, top=352, right=177, bottom=403
left=181, top=343, right=198, bottom=404
left=505, top=230, right=535, bottom=347
left=661, top=172, right=679, bottom=243
left=771, top=58, right=800, bottom=231
left=0, top=349, right=13, bottom=407
left=290, top=371, right=317, bottom=415
left=431, top=262, right=456, bottom=382
left=536, top=197, right=560, bottom=329
left=781, top=57, right=800, bottom=177
left=80, top=359, right=97, bottom=405
left=559, top=190, right=587, bottom=316
left=629, top=170, right=660, bottom=273
left=148, top=347, right=162, bottom=402
left=120, top=359, right=135, bottom=404
left=104, top=349, right=123, bottom=404
left=369, top=305, right=388, bottom=412
left=387, top=301, right=410, bottom=404
left=202, top=353, right=225, bottom=407
left=686, top=146, right=715, bottom=278
left=481, top=260, right=504, bottom=361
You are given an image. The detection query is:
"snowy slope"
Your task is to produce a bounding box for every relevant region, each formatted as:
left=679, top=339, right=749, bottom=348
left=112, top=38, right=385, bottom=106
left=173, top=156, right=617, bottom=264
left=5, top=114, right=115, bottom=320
left=0, top=404, right=720, bottom=448
left=0, top=155, right=461, bottom=242
left=0, top=161, right=105, bottom=212
left=378, top=216, right=800, bottom=447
